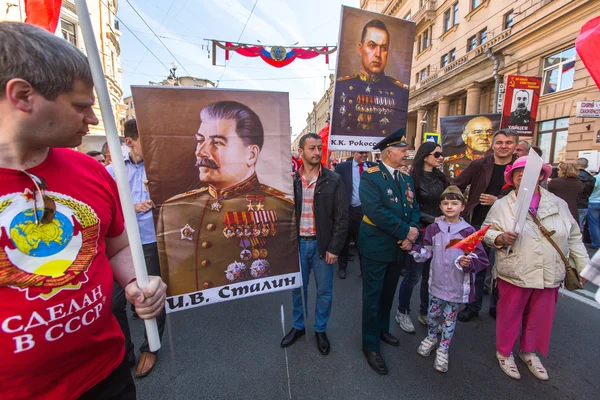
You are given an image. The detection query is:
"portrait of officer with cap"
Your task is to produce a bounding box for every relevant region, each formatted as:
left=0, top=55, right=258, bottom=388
left=359, top=127, right=420, bottom=375
left=332, top=18, right=410, bottom=138
left=443, top=115, right=495, bottom=179
left=156, top=100, right=298, bottom=296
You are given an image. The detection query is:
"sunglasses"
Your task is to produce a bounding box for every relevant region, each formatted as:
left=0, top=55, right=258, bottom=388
left=21, top=171, right=56, bottom=225
left=430, top=152, right=444, bottom=158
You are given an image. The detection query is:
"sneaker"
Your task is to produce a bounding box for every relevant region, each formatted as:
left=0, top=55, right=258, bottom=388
left=518, top=351, right=549, bottom=381
left=395, top=311, right=416, bottom=333
left=496, top=352, right=521, bottom=380
left=417, top=337, right=437, bottom=357
left=434, top=348, right=449, bottom=373
left=417, top=315, right=428, bottom=326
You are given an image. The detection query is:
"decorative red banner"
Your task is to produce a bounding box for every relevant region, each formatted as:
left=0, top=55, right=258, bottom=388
left=212, top=40, right=337, bottom=68
left=576, top=16, right=600, bottom=90
left=24, top=0, right=62, bottom=33
left=500, top=75, right=542, bottom=137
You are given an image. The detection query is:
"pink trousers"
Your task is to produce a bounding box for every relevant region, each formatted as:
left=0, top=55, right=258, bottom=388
left=496, top=279, right=559, bottom=357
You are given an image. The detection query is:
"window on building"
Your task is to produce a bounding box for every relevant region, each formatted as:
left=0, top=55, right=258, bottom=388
left=420, top=68, right=428, bottom=81
left=449, top=48, right=456, bottom=62
left=467, top=35, right=477, bottom=51
left=504, top=10, right=514, bottom=29
left=542, top=47, right=576, bottom=95
left=423, top=29, right=430, bottom=50
left=61, top=19, right=77, bottom=46
left=479, top=28, right=488, bottom=44
left=471, top=0, right=482, bottom=10
left=537, top=118, right=569, bottom=164
left=444, top=9, right=452, bottom=32
left=453, top=3, right=459, bottom=25
left=404, top=11, right=411, bottom=20
left=441, top=54, right=449, bottom=68
left=416, top=72, right=420, bottom=83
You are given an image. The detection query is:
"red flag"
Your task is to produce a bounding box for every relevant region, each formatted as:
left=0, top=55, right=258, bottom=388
left=446, top=225, right=491, bottom=255
left=576, top=16, right=600, bottom=90
left=317, top=123, right=330, bottom=167
left=24, top=0, right=63, bottom=33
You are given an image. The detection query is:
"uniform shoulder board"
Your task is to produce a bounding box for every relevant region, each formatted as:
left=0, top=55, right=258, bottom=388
left=260, top=184, right=294, bottom=204
left=164, top=187, right=208, bottom=203
left=366, top=166, right=380, bottom=173
left=337, top=74, right=359, bottom=82
left=389, top=78, right=409, bottom=90
left=445, top=154, right=463, bottom=162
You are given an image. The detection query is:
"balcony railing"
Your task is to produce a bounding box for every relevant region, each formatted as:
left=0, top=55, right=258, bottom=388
left=410, top=28, right=512, bottom=93
left=413, top=1, right=436, bottom=29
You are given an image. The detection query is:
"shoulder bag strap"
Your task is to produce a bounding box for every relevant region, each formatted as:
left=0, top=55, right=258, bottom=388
left=528, top=211, right=572, bottom=271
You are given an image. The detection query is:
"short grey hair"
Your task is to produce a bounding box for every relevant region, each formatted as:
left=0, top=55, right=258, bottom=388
left=0, top=22, right=93, bottom=100
left=519, top=140, right=531, bottom=151
left=492, top=129, right=519, bottom=144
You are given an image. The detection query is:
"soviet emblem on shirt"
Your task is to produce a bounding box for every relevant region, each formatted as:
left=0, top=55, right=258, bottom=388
left=0, top=189, right=99, bottom=300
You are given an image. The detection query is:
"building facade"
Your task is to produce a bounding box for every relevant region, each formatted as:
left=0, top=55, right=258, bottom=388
left=359, top=0, right=600, bottom=165
left=1, top=0, right=126, bottom=154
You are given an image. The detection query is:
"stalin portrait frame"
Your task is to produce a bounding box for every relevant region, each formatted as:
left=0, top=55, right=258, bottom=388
left=329, top=6, right=416, bottom=151
left=131, top=87, right=300, bottom=312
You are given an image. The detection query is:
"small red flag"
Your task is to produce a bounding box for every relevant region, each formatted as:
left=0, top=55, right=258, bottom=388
left=24, top=0, right=63, bottom=33
left=576, top=16, right=600, bottom=90
left=446, top=225, right=491, bottom=255
left=317, top=122, right=330, bottom=168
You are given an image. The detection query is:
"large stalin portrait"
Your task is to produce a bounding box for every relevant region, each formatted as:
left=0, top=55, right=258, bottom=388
left=157, top=101, right=298, bottom=296
left=332, top=19, right=409, bottom=137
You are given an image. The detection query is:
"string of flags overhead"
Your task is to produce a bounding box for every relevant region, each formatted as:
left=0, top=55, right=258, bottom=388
left=210, top=40, right=337, bottom=68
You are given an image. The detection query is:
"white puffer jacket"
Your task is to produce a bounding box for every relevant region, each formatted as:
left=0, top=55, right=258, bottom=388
left=483, top=188, right=589, bottom=289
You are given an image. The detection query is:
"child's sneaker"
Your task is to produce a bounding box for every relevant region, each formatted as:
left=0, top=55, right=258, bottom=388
left=496, top=352, right=521, bottom=380
left=417, top=337, right=437, bottom=357
left=395, top=310, right=415, bottom=333
left=518, top=351, right=549, bottom=380
left=433, top=348, right=449, bottom=373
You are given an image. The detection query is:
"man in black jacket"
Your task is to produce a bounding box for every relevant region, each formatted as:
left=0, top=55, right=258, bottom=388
left=280, top=133, right=348, bottom=355
left=335, top=152, right=376, bottom=278
left=576, top=157, right=596, bottom=229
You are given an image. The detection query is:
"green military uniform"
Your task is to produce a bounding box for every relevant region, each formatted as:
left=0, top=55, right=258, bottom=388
left=443, top=147, right=485, bottom=179
left=157, top=173, right=298, bottom=296
left=359, top=130, right=420, bottom=353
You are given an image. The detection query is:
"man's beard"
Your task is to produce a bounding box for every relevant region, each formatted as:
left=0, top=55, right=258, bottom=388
left=196, top=158, right=219, bottom=169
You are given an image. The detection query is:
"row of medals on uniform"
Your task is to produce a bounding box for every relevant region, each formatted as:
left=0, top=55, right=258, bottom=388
left=220, top=195, right=277, bottom=283
left=340, top=91, right=397, bottom=131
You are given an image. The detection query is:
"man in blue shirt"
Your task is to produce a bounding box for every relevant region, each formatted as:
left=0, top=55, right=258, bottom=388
left=107, top=119, right=165, bottom=378
left=335, top=152, right=376, bottom=278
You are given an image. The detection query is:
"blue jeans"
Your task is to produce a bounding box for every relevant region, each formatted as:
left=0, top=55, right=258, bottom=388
left=397, top=254, right=430, bottom=316
left=579, top=208, right=588, bottom=232
left=588, top=203, right=600, bottom=248
left=292, top=238, right=334, bottom=332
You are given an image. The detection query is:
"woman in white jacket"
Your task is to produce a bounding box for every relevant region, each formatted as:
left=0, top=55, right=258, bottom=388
left=483, top=156, right=589, bottom=381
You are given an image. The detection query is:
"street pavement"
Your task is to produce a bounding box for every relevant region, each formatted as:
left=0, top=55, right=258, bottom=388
left=130, top=250, right=600, bottom=400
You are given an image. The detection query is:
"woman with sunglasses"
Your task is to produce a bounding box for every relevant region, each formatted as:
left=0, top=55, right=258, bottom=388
left=395, top=142, right=449, bottom=333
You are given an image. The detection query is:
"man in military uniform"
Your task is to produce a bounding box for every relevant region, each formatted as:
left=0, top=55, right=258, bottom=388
left=359, top=128, right=420, bottom=374
left=444, top=116, right=494, bottom=179
left=509, top=90, right=532, bottom=125
left=332, top=19, right=410, bottom=137
left=157, top=101, right=298, bottom=296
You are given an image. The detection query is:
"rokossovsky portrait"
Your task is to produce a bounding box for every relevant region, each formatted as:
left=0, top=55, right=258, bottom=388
left=329, top=6, right=416, bottom=151
left=131, top=87, right=300, bottom=312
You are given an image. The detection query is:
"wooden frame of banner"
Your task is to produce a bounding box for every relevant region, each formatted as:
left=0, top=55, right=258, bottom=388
left=74, top=0, right=160, bottom=351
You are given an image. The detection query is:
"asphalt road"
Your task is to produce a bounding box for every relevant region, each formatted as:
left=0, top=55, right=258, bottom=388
left=129, top=250, right=600, bottom=400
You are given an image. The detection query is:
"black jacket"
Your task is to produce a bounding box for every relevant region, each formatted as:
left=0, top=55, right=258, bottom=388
left=294, top=168, right=348, bottom=258
left=411, top=169, right=449, bottom=227
left=578, top=169, right=596, bottom=209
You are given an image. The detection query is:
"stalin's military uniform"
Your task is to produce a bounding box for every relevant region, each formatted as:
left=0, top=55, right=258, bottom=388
left=443, top=148, right=486, bottom=179
left=359, top=128, right=420, bottom=374
left=332, top=70, right=409, bottom=137
left=157, top=173, right=298, bottom=296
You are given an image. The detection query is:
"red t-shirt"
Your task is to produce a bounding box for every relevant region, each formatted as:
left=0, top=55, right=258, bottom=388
left=0, top=148, right=126, bottom=399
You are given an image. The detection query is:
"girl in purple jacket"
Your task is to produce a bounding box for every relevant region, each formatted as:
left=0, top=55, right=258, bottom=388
left=409, top=186, right=489, bottom=373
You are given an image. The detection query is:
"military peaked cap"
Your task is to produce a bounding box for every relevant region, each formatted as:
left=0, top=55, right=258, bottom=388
left=373, top=127, right=408, bottom=151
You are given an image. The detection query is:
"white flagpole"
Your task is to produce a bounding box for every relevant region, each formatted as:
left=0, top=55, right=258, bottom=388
left=74, top=0, right=160, bottom=351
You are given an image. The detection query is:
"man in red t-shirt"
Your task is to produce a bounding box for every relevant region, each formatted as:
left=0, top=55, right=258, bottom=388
left=0, top=22, right=167, bottom=399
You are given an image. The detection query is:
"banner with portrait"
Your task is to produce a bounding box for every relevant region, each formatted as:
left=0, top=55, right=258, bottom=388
left=441, top=114, right=501, bottom=179
left=131, top=87, right=301, bottom=313
left=329, top=6, right=415, bottom=151
left=500, top=75, right=542, bottom=137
